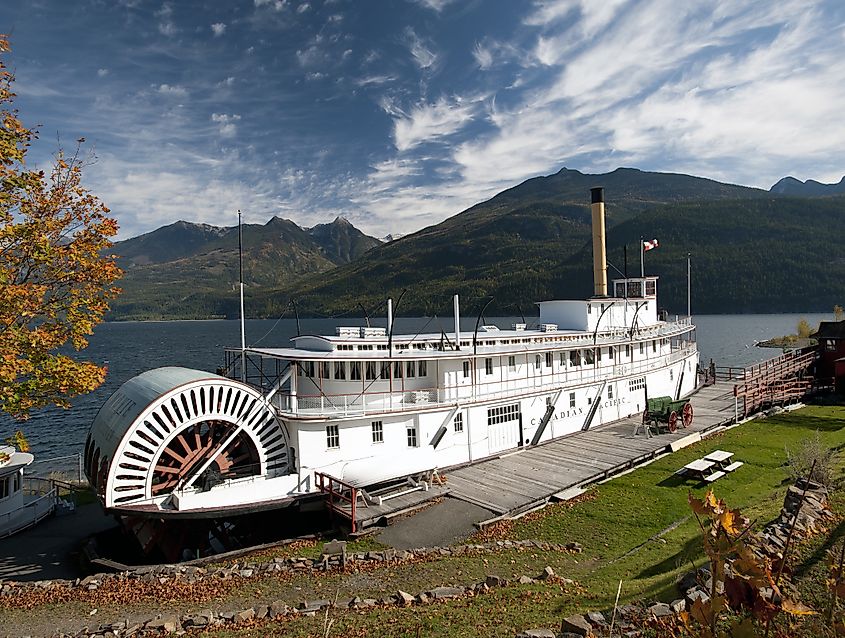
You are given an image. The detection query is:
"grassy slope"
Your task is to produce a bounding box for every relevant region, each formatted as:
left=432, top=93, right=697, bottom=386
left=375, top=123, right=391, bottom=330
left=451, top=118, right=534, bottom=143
left=2, top=405, right=844, bottom=637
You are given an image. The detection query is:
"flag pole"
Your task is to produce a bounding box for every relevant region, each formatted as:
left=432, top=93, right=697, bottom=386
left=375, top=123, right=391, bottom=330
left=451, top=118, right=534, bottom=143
left=640, top=236, right=644, bottom=278
left=238, top=209, right=246, bottom=382
left=687, top=252, right=691, bottom=318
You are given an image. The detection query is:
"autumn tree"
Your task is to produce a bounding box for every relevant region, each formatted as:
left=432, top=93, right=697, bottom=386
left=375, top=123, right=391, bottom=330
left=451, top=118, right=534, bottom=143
left=0, top=36, right=121, bottom=419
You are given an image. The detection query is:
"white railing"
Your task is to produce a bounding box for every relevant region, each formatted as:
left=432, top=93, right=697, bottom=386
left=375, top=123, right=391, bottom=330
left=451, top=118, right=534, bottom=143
left=275, top=344, right=698, bottom=418
left=0, top=480, right=58, bottom=539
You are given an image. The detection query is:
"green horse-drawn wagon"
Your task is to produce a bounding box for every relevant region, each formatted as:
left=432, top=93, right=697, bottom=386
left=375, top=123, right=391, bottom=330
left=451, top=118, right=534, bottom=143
left=643, top=396, right=693, bottom=433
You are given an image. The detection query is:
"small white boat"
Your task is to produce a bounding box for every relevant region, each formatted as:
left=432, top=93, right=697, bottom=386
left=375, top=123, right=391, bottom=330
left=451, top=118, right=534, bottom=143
left=0, top=444, right=58, bottom=538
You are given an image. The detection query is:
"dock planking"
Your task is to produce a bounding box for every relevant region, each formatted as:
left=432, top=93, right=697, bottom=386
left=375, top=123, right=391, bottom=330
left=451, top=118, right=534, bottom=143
left=443, top=380, right=737, bottom=516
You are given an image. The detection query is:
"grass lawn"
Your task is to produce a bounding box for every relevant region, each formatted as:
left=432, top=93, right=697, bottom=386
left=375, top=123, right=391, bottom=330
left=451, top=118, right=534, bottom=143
left=3, top=405, right=844, bottom=638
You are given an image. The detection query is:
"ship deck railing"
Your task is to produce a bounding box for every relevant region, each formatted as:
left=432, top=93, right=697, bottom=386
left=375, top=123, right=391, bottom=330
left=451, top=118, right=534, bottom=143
left=0, top=477, right=58, bottom=539
left=272, top=345, right=697, bottom=418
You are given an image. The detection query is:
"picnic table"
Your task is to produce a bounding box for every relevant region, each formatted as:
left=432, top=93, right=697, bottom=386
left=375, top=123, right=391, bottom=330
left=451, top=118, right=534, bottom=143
left=681, top=458, right=716, bottom=480
left=704, top=450, right=734, bottom=469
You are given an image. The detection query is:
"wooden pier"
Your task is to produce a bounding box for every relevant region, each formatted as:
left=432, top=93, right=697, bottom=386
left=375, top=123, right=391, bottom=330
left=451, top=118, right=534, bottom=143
left=324, top=349, right=814, bottom=530
left=441, top=379, right=739, bottom=517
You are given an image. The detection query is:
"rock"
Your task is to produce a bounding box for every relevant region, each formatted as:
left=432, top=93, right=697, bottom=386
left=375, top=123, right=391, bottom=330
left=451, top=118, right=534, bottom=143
left=238, top=569, right=254, bottom=578
left=586, top=611, right=607, bottom=626
left=254, top=604, right=269, bottom=619
left=145, top=615, right=181, bottom=633
left=537, top=566, right=555, bottom=580
left=516, top=630, right=557, bottom=637
left=518, top=575, right=536, bottom=585
left=566, top=542, right=584, bottom=553
left=647, top=602, right=672, bottom=618
left=670, top=599, right=686, bottom=613
left=428, top=586, right=463, bottom=599
left=235, top=608, right=255, bottom=622
left=268, top=601, right=289, bottom=617
left=560, top=614, right=593, bottom=636
left=396, top=590, right=415, bottom=605
left=686, top=588, right=710, bottom=605
left=485, top=575, right=506, bottom=588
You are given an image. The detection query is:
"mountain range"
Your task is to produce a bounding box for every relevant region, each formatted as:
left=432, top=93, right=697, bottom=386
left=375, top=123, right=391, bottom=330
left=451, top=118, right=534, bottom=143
left=106, top=168, right=845, bottom=320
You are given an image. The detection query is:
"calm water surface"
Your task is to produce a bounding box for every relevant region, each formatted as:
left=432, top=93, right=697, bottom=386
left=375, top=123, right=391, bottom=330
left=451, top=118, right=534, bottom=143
left=0, top=313, right=831, bottom=465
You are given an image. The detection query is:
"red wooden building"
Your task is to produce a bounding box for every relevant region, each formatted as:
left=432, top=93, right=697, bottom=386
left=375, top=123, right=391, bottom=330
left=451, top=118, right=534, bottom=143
left=811, top=320, right=845, bottom=393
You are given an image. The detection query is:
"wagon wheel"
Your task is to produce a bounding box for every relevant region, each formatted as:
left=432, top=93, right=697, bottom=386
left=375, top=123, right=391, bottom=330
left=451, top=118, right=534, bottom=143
left=682, top=402, right=694, bottom=428
left=668, top=411, right=678, bottom=433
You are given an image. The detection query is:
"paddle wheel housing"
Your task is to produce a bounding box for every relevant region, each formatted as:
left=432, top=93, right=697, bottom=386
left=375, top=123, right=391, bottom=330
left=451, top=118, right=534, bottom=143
left=85, top=367, right=291, bottom=511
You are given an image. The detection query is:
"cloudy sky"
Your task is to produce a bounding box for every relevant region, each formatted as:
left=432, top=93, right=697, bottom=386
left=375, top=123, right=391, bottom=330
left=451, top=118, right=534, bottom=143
left=4, top=0, right=845, bottom=240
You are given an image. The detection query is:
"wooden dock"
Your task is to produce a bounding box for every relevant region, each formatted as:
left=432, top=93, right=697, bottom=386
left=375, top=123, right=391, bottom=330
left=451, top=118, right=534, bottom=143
left=441, top=380, right=739, bottom=517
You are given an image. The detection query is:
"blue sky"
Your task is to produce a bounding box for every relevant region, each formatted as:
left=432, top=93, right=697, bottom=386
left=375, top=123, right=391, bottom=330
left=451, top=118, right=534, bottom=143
left=5, top=0, right=845, bottom=240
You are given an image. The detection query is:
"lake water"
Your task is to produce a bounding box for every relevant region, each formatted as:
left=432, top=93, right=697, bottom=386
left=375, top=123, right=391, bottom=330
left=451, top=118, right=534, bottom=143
left=0, top=313, right=831, bottom=468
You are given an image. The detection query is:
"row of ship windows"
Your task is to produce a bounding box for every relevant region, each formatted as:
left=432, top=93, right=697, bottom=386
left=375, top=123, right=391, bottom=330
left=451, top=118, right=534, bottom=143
left=305, top=341, right=669, bottom=382
left=470, top=341, right=662, bottom=377
left=323, top=375, right=659, bottom=450
left=300, top=360, right=428, bottom=381
left=323, top=411, right=469, bottom=450
left=333, top=329, right=668, bottom=351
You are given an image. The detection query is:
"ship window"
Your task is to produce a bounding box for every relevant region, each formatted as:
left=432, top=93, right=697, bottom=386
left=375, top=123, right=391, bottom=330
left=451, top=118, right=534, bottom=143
left=334, top=361, right=346, bottom=380
left=485, top=358, right=493, bottom=375
left=380, top=361, right=391, bottom=379
left=545, top=352, right=553, bottom=368
left=454, top=412, right=464, bottom=433
left=609, top=346, right=615, bottom=359
left=608, top=385, right=614, bottom=400
left=406, top=361, right=416, bottom=377
left=652, top=340, right=657, bottom=353
left=559, top=352, right=565, bottom=367
left=487, top=403, right=519, bottom=425
left=371, top=421, right=383, bottom=444
left=670, top=369, right=674, bottom=381
left=300, top=361, right=315, bottom=377
left=326, top=424, right=340, bottom=449
left=587, top=303, right=591, bottom=314
left=366, top=362, right=377, bottom=380
left=320, top=362, right=330, bottom=380
left=350, top=361, right=362, bottom=380
left=629, top=377, right=645, bottom=391
left=462, top=361, right=470, bottom=378
left=569, top=350, right=581, bottom=367
left=639, top=342, right=644, bottom=355
left=508, top=356, right=516, bottom=371
left=0, top=477, right=8, bottom=500
left=625, top=344, right=631, bottom=358
left=535, top=355, right=541, bottom=369
left=569, top=392, right=576, bottom=408
left=584, top=349, right=594, bottom=365
left=646, top=280, right=656, bottom=296
left=407, top=425, right=418, bottom=447
left=13, top=471, right=19, bottom=493
left=596, top=348, right=602, bottom=362
left=393, top=361, right=403, bottom=378
left=418, top=361, right=427, bottom=377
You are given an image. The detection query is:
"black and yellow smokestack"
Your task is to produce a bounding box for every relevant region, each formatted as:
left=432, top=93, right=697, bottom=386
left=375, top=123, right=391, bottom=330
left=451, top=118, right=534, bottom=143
left=590, top=187, right=608, bottom=297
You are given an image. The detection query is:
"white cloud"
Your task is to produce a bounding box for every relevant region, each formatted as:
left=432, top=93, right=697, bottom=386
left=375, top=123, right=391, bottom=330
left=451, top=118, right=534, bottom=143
left=472, top=42, right=493, bottom=70
left=211, top=22, right=227, bottom=37
left=384, top=95, right=485, bottom=151
left=156, top=3, right=178, bottom=36
left=97, top=68, right=109, bottom=77
left=211, top=112, right=242, bottom=137
left=297, top=2, right=310, bottom=13
left=411, top=0, right=456, bottom=12
left=404, top=28, right=438, bottom=71
left=157, top=83, right=188, bottom=97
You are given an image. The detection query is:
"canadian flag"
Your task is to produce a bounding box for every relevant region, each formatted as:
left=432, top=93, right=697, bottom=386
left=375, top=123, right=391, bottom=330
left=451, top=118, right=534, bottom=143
left=643, top=238, right=659, bottom=251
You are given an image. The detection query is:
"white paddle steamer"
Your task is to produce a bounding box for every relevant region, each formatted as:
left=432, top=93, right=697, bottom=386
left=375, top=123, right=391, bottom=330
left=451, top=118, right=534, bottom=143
left=85, top=188, right=698, bottom=534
